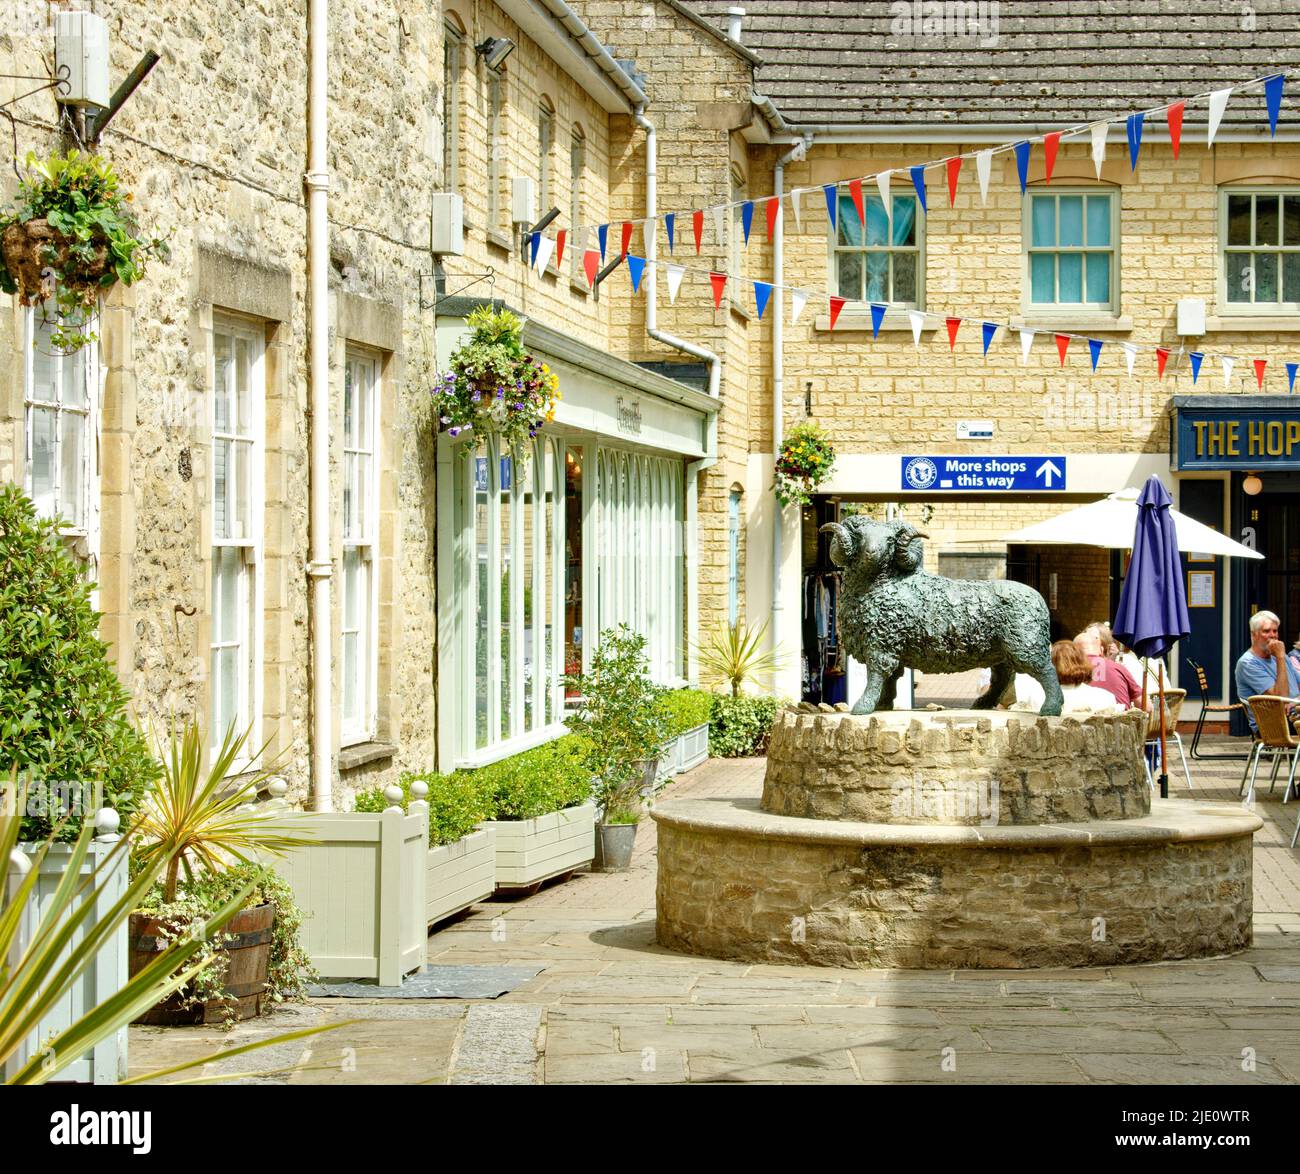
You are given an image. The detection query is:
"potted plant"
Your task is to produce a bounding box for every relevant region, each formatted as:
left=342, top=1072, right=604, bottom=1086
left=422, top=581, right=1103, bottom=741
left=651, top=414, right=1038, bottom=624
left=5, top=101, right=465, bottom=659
left=128, top=720, right=315, bottom=1025
left=435, top=305, right=559, bottom=447
left=564, top=626, right=669, bottom=873
left=0, top=150, right=169, bottom=352
left=774, top=420, right=836, bottom=509
left=656, top=688, right=715, bottom=775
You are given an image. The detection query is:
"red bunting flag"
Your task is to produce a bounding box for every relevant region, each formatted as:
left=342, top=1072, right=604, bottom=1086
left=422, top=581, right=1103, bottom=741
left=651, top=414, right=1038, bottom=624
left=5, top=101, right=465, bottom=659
left=620, top=221, right=633, bottom=258
left=945, top=316, right=962, bottom=350
left=1156, top=347, right=1171, bottom=378
left=692, top=209, right=704, bottom=254
left=848, top=178, right=865, bottom=228
left=1055, top=334, right=1070, bottom=366
left=709, top=271, right=727, bottom=309
left=946, top=156, right=962, bottom=206
left=1255, top=358, right=1267, bottom=389
left=1043, top=132, right=1061, bottom=183
left=828, top=295, right=846, bottom=330
left=1167, top=101, right=1185, bottom=160
left=766, top=196, right=780, bottom=241
left=583, top=249, right=600, bottom=286
left=555, top=229, right=567, bottom=268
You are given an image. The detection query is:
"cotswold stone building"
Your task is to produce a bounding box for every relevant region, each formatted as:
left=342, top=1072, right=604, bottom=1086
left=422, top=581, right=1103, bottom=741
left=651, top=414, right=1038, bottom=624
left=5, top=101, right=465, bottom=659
left=4, top=1, right=1299, bottom=804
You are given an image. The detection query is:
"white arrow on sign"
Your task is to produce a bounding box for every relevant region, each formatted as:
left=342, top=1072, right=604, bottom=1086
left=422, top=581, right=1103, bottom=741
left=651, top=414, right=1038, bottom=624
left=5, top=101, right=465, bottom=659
left=1035, top=459, right=1062, bottom=487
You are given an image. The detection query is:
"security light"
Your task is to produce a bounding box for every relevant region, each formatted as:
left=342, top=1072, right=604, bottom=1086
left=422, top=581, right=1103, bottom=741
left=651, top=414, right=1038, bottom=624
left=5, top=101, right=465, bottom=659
left=475, top=36, right=515, bottom=72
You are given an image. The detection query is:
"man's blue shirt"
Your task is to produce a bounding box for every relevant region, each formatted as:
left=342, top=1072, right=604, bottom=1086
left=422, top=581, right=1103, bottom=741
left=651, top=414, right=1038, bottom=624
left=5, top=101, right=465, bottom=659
left=1234, top=649, right=1300, bottom=730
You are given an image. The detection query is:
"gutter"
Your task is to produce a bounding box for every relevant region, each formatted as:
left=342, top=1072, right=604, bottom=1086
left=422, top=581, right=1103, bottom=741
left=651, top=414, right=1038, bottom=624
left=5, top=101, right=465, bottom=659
left=759, top=122, right=1298, bottom=144
left=532, top=0, right=648, bottom=110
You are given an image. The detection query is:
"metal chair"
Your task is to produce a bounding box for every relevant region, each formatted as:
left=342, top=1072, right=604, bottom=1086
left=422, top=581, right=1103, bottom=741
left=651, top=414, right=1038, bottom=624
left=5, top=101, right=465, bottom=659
left=1142, top=688, right=1192, bottom=793
left=1187, top=658, right=1248, bottom=759
left=1239, top=696, right=1300, bottom=807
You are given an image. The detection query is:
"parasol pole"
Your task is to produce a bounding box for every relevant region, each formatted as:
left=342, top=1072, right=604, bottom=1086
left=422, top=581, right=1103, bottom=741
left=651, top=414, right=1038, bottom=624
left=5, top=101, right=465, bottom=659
left=1157, top=661, right=1169, bottom=799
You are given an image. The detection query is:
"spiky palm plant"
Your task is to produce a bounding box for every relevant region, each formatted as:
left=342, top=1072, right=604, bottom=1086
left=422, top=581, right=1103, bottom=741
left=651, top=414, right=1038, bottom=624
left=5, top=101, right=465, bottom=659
left=695, top=620, right=785, bottom=697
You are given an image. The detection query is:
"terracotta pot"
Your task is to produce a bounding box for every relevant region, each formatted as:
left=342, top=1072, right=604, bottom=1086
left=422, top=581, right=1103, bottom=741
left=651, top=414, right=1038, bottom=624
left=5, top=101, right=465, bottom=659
left=1, top=218, right=111, bottom=305
left=128, top=902, right=276, bottom=1026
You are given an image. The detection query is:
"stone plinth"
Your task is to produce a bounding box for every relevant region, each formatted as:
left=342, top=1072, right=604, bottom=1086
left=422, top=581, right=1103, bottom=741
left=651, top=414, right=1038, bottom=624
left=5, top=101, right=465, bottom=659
left=654, top=798, right=1260, bottom=969
left=762, top=709, right=1151, bottom=826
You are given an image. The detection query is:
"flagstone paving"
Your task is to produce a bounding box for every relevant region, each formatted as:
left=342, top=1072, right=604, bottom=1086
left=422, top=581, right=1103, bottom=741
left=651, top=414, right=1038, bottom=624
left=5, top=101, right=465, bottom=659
left=129, top=738, right=1300, bottom=1085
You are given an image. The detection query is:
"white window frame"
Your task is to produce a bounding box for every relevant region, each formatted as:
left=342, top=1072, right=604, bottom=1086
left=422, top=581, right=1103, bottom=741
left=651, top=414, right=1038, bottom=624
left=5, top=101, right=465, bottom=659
left=570, top=126, right=585, bottom=278
left=341, top=350, right=380, bottom=747
left=488, top=70, right=503, bottom=230
left=1023, top=187, right=1119, bottom=314
left=830, top=188, right=925, bottom=309
left=538, top=101, right=554, bottom=216
left=443, top=22, right=463, bottom=192
left=1218, top=187, right=1300, bottom=314
left=209, top=315, right=265, bottom=768
left=24, top=305, right=98, bottom=547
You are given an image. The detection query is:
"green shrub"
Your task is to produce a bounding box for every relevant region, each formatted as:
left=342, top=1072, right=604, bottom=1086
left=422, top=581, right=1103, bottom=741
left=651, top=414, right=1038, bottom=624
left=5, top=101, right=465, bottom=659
left=708, top=695, right=783, bottom=758
left=0, top=483, right=158, bottom=839
left=656, top=688, right=713, bottom=739
left=475, top=734, right=593, bottom=821
left=367, top=770, right=490, bottom=846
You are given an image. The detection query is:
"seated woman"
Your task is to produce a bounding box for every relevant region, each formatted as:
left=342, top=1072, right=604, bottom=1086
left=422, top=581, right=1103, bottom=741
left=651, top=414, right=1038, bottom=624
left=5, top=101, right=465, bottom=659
left=1011, top=640, right=1124, bottom=715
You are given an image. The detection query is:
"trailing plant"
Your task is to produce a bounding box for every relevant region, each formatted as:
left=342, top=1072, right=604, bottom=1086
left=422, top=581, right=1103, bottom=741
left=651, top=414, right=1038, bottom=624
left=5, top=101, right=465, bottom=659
left=656, top=688, right=714, bottom=739
left=695, top=618, right=786, bottom=698
left=564, top=626, right=668, bottom=824
left=435, top=306, right=559, bottom=450
left=774, top=420, right=836, bottom=508
left=708, top=694, right=783, bottom=758
left=0, top=483, right=159, bottom=841
left=0, top=150, right=169, bottom=352
left=134, top=862, right=317, bottom=1021
left=132, top=719, right=312, bottom=904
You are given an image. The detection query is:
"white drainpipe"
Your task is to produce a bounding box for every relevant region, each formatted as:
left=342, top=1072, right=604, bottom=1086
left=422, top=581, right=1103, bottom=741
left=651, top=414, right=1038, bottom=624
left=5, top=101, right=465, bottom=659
left=633, top=107, right=720, bottom=684
left=306, top=0, right=333, bottom=811
left=771, top=134, right=811, bottom=676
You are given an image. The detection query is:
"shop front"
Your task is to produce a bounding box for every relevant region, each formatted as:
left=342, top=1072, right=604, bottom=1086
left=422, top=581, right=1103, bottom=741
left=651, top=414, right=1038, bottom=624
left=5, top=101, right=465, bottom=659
left=433, top=301, right=716, bottom=771
left=1173, top=396, right=1300, bottom=729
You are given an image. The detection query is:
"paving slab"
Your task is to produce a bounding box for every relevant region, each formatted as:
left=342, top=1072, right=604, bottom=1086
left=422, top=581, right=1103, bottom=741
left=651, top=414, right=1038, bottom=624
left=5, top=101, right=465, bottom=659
left=1072, top=1052, right=1288, bottom=1084
left=687, top=1050, right=858, bottom=1084
left=850, top=1048, right=1088, bottom=1084
left=545, top=1049, right=686, bottom=1084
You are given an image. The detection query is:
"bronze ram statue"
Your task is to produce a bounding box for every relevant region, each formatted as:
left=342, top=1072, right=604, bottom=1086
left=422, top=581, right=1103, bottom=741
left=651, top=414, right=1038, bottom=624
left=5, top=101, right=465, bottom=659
left=821, top=517, right=1063, bottom=716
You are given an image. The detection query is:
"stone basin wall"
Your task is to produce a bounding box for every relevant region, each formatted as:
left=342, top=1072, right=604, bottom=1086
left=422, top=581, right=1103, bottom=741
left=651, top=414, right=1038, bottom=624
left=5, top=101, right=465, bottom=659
left=761, top=708, right=1151, bottom=826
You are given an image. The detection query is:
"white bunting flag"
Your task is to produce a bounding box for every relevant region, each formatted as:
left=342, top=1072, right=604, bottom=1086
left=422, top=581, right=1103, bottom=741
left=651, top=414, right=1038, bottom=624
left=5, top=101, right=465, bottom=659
left=908, top=310, right=926, bottom=348
left=1120, top=342, right=1138, bottom=377
left=976, top=150, right=992, bottom=205
left=1221, top=354, right=1236, bottom=389
left=643, top=218, right=657, bottom=255
left=1091, top=123, right=1108, bottom=179
left=665, top=263, right=685, bottom=304
left=1019, top=328, right=1035, bottom=364
left=790, top=288, right=808, bottom=325
left=875, top=170, right=892, bottom=220
left=790, top=189, right=803, bottom=231
left=534, top=234, right=555, bottom=274
left=712, top=204, right=726, bottom=248
left=1208, top=88, right=1232, bottom=145
left=575, top=226, right=589, bottom=259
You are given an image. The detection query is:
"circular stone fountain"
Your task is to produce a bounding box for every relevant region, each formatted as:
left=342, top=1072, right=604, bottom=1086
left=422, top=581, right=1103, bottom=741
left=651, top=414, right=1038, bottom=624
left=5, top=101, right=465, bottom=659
left=653, top=707, right=1262, bottom=969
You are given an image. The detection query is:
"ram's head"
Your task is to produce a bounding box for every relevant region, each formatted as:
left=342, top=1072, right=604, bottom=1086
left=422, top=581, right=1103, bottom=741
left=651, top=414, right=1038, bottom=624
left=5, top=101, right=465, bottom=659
left=820, top=517, right=929, bottom=577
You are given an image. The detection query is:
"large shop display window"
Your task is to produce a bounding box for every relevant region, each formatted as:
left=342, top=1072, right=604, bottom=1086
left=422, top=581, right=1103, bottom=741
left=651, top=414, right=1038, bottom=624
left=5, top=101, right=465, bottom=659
left=443, top=434, right=686, bottom=767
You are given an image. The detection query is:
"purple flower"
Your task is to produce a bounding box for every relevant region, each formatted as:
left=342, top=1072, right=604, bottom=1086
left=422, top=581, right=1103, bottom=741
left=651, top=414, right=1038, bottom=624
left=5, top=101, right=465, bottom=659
left=448, top=426, right=461, bottom=437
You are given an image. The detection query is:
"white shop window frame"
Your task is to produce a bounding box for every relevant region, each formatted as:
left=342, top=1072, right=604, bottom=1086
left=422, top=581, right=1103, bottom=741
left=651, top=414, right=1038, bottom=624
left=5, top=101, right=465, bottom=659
left=1022, top=187, right=1119, bottom=314
left=443, top=18, right=465, bottom=193
left=1218, top=186, right=1300, bottom=315
left=209, top=314, right=265, bottom=769
left=341, top=349, right=380, bottom=747
left=23, top=306, right=99, bottom=554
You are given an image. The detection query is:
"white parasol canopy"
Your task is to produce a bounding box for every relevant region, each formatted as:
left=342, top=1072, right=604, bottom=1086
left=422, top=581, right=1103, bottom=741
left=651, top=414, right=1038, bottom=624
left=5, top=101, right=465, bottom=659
left=984, top=487, right=1263, bottom=559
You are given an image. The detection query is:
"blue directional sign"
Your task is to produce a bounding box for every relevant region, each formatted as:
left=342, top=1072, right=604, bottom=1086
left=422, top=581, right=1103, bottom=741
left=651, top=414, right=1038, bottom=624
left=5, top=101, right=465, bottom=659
left=901, top=456, right=1066, bottom=492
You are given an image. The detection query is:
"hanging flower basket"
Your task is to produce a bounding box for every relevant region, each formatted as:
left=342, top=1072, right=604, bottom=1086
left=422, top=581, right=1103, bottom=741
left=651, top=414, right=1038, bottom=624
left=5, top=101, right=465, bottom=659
left=435, top=306, right=560, bottom=452
left=774, top=420, right=836, bottom=508
left=0, top=150, right=169, bottom=352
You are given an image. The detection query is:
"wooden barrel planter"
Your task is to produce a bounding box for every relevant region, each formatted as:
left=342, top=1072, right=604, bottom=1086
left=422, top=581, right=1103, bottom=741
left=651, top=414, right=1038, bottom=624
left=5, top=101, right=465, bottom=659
left=128, top=903, right=276, bottom=1026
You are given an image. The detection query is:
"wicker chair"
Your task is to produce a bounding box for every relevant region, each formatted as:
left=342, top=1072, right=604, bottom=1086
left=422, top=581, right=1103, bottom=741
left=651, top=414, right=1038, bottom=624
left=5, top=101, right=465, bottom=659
left=1142, top=688, right=1192, bottom=793
left=1240, top=695, right=1300, bottom=807
left=1187, top=658, right=1249, bottom=759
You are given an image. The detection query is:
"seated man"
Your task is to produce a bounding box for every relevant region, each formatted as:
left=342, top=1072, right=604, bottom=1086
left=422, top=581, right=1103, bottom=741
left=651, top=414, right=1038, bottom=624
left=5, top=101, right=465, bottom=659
left=1075, top=628, right=1144, bottom=709
left=1233, top=610, right=1300, bottom=733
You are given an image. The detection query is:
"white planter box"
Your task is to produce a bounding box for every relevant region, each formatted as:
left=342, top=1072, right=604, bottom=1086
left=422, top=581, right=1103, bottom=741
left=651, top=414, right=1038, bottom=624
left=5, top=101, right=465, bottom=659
left=484, top=802, right=597, bottom=890
left=426, top=826, right=496, bottom=925
left=6, top=837, right=127, bottom=1084
left=657, top=737, right=680, bottom=782
left=678, top=723, right=710, bottom=772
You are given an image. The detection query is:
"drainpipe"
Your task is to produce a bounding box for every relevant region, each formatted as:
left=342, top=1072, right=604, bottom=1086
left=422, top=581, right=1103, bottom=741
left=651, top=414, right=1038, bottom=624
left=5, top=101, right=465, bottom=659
left=306, top=0, right=333, bottom=811
left=634, top=106, right=720, bottom=684
left=771, top=133, right=811, bottom=684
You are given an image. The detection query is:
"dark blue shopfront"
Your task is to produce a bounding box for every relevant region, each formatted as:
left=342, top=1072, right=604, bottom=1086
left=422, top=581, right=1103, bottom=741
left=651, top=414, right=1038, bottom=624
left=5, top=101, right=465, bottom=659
left=1173, top=397, right=1300, bottom=732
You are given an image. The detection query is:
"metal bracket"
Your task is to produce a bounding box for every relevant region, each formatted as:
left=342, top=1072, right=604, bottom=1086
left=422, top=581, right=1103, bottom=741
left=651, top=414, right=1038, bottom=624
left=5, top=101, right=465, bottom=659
left=419, top=267, right=495, bottom=311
